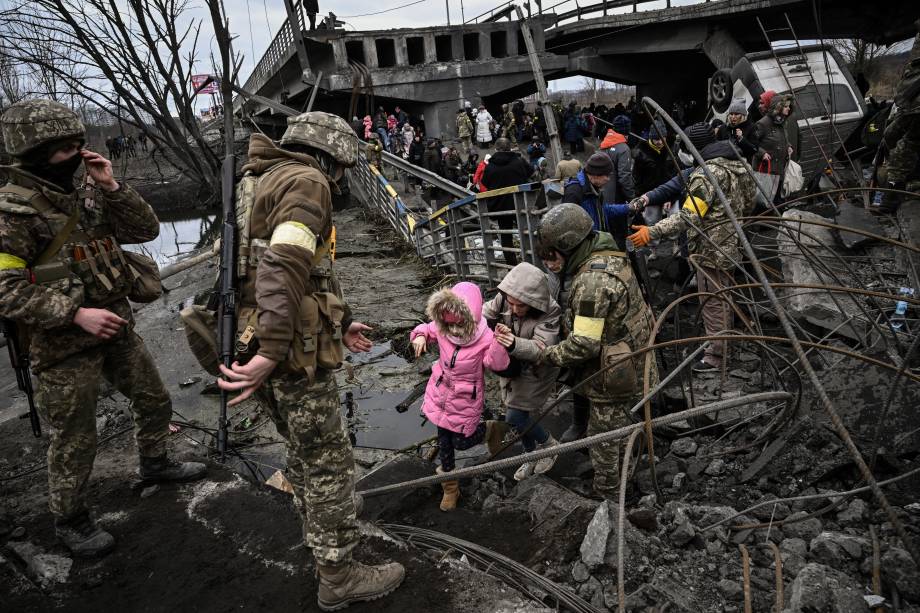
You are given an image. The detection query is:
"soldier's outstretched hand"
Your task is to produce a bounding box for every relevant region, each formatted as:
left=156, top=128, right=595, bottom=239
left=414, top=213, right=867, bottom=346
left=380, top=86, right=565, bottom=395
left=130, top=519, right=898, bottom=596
left=218, top=355, right=278, bottom=406
left=73, top=307, right=127, bottom=339
left=80, top=149, right=119, bottom=191
left=344, top=322, right=373, bottom=353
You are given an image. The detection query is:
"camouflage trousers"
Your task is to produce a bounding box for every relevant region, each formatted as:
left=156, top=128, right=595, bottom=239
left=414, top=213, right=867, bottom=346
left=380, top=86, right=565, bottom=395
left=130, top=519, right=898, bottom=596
left=35, top=331, right=171, bottom=520
left=697, top=266, right=735, bottom=367
left=587, top=398, right=635, bottom=499
left=885, top=112, right=920, bottom=184
left=258, top=370, right=358, bottom=567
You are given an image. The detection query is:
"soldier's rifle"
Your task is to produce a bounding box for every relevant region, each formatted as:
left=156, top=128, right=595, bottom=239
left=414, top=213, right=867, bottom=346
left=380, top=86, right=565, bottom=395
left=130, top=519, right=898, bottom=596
left=2, top=319, right=41, bottom=437
left=216, top=154, right=236, bottom=462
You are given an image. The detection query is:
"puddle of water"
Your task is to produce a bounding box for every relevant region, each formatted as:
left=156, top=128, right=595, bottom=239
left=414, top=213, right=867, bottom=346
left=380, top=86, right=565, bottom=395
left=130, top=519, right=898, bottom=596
left=126, top=210, right=218, bottom=267
left=344, top=390, right=435, bottom=450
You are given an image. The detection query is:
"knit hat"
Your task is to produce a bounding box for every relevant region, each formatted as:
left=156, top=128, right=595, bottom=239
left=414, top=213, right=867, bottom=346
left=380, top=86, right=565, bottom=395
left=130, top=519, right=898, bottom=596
left=684, top=121, right=715, bottom=151
left=649, top=119, right=668, bottom=140
left=759, top=90, right=776, bottom=110
left=612, top=114, right=631, bottom=134
left=728, top=98, right=748, bottom=116
left=584, top=152, right=614, bottom=176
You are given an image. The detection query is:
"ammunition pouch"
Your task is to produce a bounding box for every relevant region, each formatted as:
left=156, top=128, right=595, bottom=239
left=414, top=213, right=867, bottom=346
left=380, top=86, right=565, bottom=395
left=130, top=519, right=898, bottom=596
left=179, top=304, right=220, bottom=376
left=597, top=340, right=638, bottom=396
left=123, top=250, right=163, bottom=303
left=287, top=290, right=345, bottom=384
left=71, top=238, right=133, bottom=305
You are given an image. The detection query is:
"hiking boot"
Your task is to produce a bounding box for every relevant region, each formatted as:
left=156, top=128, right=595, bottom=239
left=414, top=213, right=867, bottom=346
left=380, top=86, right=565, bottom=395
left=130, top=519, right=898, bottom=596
left=138, top=454, right=207, bottom=482
left=317, top=559, right=406, bottom=611
left=55, top=512, right=115, bottom=557
left=560, top=423, right=586, bottom=443
left=513, top=461, right=535, bottom=481
left=436, top=466, right=459, bottom=511
left=533, top=435, right=560, bottom=475
left=485, top=419, right=509, bottom=456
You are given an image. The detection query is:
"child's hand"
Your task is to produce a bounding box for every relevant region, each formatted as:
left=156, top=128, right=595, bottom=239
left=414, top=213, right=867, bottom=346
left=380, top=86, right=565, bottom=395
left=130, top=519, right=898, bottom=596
left=411, top=336, right=427, bottom=358
left=495, top=323, right=511, bottom=335
left=494, top=328, right=515, bottom=349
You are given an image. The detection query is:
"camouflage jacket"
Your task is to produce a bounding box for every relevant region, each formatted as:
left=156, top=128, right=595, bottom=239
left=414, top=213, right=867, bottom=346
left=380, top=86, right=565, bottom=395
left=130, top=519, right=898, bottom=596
left=542, top=232, right=657, bottom=401
left=0, top=168, right=159, bottom=371
left=895, top=28, right=920, bottom=114
left=647, top=152, right=756, bottom=271
left=456, top=113, right=473, bottom=139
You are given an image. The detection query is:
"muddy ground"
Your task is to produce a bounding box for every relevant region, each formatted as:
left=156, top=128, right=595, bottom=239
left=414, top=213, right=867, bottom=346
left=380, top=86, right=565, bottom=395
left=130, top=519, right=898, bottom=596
left=2, top=179, right=920, bottom=612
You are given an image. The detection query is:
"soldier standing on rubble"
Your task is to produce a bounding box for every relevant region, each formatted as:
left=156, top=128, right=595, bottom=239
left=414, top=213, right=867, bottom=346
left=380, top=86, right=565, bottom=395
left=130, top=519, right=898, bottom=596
left=536, top=204, right=658, bottom=499
left=874, top=19, right=920, bottom=216
left=627, top=121, right=758, bottom=372
left=0, top=99, right=207, bottom=557
left=215, top=112, right=405, bottom=611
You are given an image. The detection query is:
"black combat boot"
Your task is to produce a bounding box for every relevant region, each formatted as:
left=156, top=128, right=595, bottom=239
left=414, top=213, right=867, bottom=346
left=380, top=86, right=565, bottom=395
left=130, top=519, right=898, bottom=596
left=55, top=512, right=115, bottom=557
left=871, top=182, right=905, bottom=216
left=317, top=559, right=406, bottom=611
left=138, top=454, right=207, bottom=482
left=561, top=395, right=589, bottom=443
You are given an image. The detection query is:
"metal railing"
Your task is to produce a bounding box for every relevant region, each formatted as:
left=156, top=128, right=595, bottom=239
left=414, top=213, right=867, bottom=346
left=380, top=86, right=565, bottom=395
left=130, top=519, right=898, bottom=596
left=242, top=1, right=308, bottom=96
left=348, top=153, right=547, bottom=287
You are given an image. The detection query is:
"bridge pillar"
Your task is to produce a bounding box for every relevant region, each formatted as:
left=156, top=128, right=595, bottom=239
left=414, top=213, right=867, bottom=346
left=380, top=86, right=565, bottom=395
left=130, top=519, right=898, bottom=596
left=506, top=25, right=519, bottom=56
left=479, top=32, right=491, bottom=59
left=530, top=26, right=546, bottom=51
left=395, top=37, right=409, bottom=66
left=332, top=39, right=348, bottom=70
left=423, top=33, right=438, bottom=63
left=363, top=38, right=379, bottom=69
left=451, top=34, right=464, bottom=61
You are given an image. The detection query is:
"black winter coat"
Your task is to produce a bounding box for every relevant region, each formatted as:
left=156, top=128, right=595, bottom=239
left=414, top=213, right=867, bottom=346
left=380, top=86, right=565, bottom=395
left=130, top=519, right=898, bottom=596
left=481, top=151, right=532, bottom=211
left=716, top=119, right=759, bottom=160
left=632, top=141, right=676, bottom=195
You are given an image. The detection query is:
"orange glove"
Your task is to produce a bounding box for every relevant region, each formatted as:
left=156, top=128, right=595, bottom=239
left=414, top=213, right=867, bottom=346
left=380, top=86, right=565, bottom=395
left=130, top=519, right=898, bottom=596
left=628, top=225, right=650, bottom=248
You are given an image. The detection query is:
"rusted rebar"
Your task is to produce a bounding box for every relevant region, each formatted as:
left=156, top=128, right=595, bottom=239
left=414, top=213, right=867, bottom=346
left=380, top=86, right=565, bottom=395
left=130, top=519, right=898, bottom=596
left=768, top=541, right=784, bottom=613
left=739, top=544, right=753, bottom=613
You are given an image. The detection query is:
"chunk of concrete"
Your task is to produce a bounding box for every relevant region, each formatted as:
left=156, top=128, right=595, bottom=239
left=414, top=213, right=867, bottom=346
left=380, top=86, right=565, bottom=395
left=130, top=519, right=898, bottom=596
left=788, top=562, right=868, bottom=613
left=881, top=546, right=920, bottom=602
left=834, top=203, right=883, bottom=250
left=6, top=541, right=72, bottom=588
left=580, top=501, right=611, bottom=568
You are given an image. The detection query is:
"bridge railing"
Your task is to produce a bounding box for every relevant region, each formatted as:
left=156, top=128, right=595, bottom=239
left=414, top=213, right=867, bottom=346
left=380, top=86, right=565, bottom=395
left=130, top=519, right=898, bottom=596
left=241, top=1, right=308, bottom=97
left=348, top=154, right=547, bottom=286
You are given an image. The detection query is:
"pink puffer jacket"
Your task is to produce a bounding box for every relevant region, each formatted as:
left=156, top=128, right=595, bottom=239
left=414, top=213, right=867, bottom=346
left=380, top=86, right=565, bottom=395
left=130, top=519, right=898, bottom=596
left=410, top=282, right=510, bottom=435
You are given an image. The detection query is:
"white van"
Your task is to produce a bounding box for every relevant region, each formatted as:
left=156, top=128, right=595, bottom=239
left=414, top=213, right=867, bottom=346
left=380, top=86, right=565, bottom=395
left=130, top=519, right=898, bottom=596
left=709, top=45, right=866, bottom=181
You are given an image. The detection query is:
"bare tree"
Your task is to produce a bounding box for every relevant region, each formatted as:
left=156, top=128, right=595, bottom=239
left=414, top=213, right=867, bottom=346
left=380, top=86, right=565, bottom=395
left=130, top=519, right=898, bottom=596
left=0, top=0, right=242, bottom=201
left=580, top=77, right=608, bottom=105
left=832, top=39, right=894, bottom=78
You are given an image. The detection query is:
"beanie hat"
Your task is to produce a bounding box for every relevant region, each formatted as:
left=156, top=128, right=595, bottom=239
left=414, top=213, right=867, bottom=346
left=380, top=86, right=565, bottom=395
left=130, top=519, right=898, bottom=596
left=584, top=152, right=614, bottom=176
left=649, top=119, right=668, bottom=140
left=728, top=98, right=748, bottom=116
left=759, top=90, right=776, bottom=109
left=684, top=121, right=715, bottom=151
left=612, top=114, right=631, bottom=134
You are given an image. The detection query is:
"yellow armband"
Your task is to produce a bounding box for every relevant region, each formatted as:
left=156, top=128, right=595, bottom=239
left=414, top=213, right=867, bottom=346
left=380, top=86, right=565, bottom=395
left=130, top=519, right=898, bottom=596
left=270, top=221, right=317, bottom=254
left=0, top=253, right=27, bottom=270
left=682, top=196, right=709, bottom=217
left=573, top=315, right=604, bottom=340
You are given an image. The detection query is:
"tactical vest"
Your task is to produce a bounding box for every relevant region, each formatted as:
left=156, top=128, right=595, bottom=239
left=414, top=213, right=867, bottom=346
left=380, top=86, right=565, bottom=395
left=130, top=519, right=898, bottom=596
left=0, top=182, right=137, bottom=306
left=233, top=161, right=345, bottom=381
left=577, top=250, right=657, bottom=399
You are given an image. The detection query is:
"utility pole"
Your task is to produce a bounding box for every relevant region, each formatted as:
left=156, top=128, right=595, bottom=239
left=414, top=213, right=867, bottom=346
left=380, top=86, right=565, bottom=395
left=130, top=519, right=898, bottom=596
left=446, top=0, right=450, bottom=25
left=514, top=5, right=562, bottom=168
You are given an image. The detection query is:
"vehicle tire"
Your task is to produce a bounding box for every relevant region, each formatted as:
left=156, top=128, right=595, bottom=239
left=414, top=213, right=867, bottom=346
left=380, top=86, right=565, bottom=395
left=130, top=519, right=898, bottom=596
left=710, top=69, right=733, bottom=113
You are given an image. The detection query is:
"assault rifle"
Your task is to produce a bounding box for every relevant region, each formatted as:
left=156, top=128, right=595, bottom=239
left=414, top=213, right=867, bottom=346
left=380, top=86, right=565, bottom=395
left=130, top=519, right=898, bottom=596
left=216, top=154, right=236, bottom=460
left=2, top=319, right=41, bottom=437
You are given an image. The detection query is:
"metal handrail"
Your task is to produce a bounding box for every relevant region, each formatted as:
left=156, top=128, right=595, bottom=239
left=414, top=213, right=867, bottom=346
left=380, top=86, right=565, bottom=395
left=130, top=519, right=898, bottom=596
left=348, top=150, right=546, bottom=287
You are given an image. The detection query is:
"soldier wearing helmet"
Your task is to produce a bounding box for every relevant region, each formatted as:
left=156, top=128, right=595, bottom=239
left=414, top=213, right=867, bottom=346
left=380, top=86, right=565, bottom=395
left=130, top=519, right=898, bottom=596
left=0, top=99, right=206, bottom=557
left=214, top=113, right=404, bottom=611
left=536, top=203, right=657, bottom=500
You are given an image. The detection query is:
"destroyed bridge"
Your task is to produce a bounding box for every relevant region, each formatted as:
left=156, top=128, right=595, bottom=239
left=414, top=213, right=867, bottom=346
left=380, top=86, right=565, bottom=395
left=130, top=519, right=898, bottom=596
left=235, top=0, right=918, bottom=137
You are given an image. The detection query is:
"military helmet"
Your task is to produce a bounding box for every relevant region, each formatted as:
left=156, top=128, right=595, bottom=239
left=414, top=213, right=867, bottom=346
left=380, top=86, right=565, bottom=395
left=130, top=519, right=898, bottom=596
left=280, top=111, right=358, bottom=168
left=537, top=203, right=593, bottom=253
left=1, top=99, right=85, bottom=157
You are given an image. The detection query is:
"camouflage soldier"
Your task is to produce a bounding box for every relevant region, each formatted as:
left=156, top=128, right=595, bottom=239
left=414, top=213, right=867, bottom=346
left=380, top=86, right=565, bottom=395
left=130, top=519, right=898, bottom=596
left=537, top=204, right=658, bottom=499
left=215, top=112, right=404, bottom=611
left=0, top=100, right=206, bottom=557
left=874, top=19, right=920, bottom=215
left=628, top=121, right=758, bottom=371
left=456, top=108, right=474, bottom=157
left=365, top=133, right=383, bottom=171
left=501, top=103, right=517, bottom=145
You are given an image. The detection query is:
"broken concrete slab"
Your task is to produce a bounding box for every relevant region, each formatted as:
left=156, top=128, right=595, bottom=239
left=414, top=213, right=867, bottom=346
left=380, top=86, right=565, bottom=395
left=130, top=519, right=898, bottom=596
left=579, top=501, right=611, bottom=568
left=5, top=541, right=72, bottom=589
left=834, top=203, right=883, bottom=250
left=881, top=546, right=920, bottom=602
left=788, top=562, right=869, bottom=613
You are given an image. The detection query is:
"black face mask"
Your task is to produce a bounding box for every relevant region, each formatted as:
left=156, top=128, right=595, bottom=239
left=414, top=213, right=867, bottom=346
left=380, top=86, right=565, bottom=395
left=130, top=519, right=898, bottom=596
left=21, top=153, right=83, bottom=193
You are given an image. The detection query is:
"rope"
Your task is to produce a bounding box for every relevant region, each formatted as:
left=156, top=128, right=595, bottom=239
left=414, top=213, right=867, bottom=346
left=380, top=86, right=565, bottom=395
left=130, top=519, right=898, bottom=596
left=357, top=391, right=792, bottom=497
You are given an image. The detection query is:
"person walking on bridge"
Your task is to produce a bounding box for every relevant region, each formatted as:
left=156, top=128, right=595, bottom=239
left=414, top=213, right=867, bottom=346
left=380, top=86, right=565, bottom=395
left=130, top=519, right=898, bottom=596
left=0, top=100, right=206, bottom=557
left=216, top=113, right=405, bottom=610
left=456, top=108, right=474, bottom=157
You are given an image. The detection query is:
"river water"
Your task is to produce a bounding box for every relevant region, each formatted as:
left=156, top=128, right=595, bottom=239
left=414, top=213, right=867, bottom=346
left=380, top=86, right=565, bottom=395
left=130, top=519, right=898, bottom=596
left=134, top=210, right=219, bottom=267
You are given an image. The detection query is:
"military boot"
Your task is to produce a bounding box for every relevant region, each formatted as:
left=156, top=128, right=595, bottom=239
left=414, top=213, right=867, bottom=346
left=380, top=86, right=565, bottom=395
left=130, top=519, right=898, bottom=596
left=316, top=559, right=406, bottom=611
left=138, top=454, right=207, bottom=482
left=871, top=182, right=905, bottom=216
left=55, top=512, right=115, bottom=557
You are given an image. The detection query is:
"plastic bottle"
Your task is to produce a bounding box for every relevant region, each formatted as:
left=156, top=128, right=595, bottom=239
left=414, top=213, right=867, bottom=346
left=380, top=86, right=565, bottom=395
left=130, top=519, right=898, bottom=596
left=872, top=190, right=883, bottom=207
left=891, top=287, right=914, bottom=331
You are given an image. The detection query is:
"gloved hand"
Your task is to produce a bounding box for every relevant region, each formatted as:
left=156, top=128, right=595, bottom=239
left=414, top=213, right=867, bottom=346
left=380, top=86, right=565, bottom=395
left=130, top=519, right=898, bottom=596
left=629, top=194, right=649, bottom=213
left=628, top=225, right=651, bottom=248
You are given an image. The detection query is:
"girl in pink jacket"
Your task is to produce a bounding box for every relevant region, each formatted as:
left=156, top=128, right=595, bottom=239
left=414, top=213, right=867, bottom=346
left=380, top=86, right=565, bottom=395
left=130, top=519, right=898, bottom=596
left=410, top=282, right=510, bottom=511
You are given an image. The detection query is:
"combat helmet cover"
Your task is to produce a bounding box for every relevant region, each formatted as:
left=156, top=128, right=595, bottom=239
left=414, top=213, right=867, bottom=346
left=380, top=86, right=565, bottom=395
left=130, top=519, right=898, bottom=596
left=1, top=99, right=85, bottom=157
left=280, top=111, right=358, bottom=168
left=537, top=203, right=594, bottom=253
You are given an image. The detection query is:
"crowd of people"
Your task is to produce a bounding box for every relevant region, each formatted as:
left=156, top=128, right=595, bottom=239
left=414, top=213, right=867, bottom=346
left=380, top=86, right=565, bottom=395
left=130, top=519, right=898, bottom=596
left=104, top=132, right=148, bottom=160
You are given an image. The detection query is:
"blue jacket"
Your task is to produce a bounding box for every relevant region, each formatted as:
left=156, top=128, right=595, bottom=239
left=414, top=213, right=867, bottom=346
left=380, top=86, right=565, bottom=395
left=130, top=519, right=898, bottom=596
left=563, top=170, right=632, bottom=232
left=645, top=167, right=693, bottom=207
